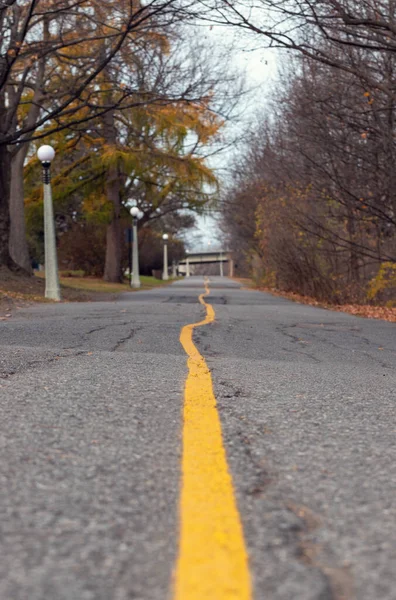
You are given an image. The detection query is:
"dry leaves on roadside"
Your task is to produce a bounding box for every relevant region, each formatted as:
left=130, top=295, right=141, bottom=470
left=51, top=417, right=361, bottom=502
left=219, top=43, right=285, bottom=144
left=334, top=304, right=396, bottom=322
left=257, top=287, right=396, bottom=322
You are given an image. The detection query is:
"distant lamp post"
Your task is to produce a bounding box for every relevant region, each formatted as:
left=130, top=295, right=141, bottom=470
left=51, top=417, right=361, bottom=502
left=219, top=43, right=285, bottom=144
left=37, top=145, right=61, bottom=301
left=186, top=250, right=190, bottom=277
left=162, top=233, right=169, bottom=280
left=219, top=250, right=224, bottom=277
left=130, top=206, right=141, bottom=288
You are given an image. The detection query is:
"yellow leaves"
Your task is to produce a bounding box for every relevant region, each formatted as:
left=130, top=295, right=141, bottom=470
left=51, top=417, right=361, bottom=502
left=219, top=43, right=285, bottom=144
left=82, top=191, right=112, bottom=223
left=367, top=262, right=396, bottom=300
left=97, top=99, right=221, bottom=195
left=147, top=100, right=223, bottom=147
left=17, top=90, right=35, bottom=121
left=100, top=144, right=129, bottom=167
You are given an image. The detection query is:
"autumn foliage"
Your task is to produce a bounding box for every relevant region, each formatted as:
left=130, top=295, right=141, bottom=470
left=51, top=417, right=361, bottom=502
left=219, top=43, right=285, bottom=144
left=1, top=1, right=234, bottom=279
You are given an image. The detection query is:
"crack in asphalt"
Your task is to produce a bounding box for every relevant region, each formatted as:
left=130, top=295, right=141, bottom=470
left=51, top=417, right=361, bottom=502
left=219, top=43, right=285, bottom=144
left=276, top=325, right=322, bottom=364
left=233, top=427, right=273, bottom=497
left=85, top=321, right=130, bottom=337
left=112, top=327, right=141, bottom=352
left=287, top=502, right=355, bottom=600
left=309, top=331, right=394, bottom=371
left=59, top=320, right=134, bottom=350
left=277, top=324, right=394, bottom=370
left=1, top=320, right=144, bottom=379
left=213, top=375, right=353, bottom=600
left=0, top=350, right=89, bottom=380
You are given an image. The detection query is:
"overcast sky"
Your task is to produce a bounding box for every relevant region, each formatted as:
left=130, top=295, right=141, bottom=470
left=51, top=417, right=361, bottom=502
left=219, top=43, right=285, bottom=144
left=189, top=27, right=279, bottom=251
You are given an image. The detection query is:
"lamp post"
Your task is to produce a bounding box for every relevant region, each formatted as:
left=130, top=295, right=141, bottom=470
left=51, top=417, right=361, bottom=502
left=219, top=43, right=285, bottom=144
left=162, top=233, right=169, bottom=280
left=185, top=250, right=190, bottom=277
left=219, top=250, right=224, bottom=277
left=130, top=207, right=141, bottom=288
left=37, top=145, right=61, bottom=301
left=127, top=227, right=133, bottom=283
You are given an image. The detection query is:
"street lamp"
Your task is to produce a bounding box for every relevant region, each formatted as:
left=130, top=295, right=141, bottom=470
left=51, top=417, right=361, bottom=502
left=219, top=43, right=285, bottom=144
left=185, top=249, right=190, bottom=277
left=37, top=145, right=61, bottom=301
left=219, top=249, right=224, bottom=277
left=162, top=233, right=169, bottom=281
left=130, top=206, right=141, bottom=288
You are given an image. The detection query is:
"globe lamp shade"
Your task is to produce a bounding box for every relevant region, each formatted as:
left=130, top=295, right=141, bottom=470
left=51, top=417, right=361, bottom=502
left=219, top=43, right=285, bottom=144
left=37, top=145, right=55, bottom=163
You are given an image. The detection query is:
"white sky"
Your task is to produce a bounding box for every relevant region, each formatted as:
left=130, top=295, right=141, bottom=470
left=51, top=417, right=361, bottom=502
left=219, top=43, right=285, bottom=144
left=189, top=26, right=279, bottom=251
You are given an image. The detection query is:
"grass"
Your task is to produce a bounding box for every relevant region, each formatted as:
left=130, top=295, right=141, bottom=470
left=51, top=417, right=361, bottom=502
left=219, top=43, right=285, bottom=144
left=35, top=271, right=172, bottom=294
left=0, top=269, right=175, bottom=315
left=62, top=274, right=168, bottom=293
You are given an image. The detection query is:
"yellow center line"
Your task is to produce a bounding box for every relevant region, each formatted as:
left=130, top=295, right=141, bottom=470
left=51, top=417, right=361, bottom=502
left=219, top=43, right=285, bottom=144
left=174, top=279, right=252, bottom=600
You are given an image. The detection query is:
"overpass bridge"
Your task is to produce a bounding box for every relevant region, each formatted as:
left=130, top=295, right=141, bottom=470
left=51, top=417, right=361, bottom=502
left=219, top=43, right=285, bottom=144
left=178, top=251, right=234, bottom=277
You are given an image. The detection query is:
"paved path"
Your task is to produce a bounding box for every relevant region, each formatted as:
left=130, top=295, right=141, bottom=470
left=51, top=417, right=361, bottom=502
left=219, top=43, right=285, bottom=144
left=0, top=277, right=395, bottom=599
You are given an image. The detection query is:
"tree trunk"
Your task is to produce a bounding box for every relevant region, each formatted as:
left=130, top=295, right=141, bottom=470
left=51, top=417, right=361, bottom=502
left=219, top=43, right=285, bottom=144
left=346, top=206, right=359, bottom=285
left=9, top=147, right=32, bottom=273
left=0, top=144, right=15, bottom=269
left=103, top=163, right=123, bottom=282
left=104, top=218, right=122, bottom=282
left=102, top=100, right=123, bottom=283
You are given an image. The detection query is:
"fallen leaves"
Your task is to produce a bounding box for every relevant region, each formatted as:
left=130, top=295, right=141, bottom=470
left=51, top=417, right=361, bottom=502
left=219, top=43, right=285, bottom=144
left=333, top=303, right=396, bottom=322
left=257, top=286, right=396, bottom=322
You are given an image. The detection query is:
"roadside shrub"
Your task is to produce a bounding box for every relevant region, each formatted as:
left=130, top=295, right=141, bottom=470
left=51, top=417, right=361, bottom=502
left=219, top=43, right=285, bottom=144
left=367, top=263, right=396, bottom=304
left=58, top=224, right=106, bottom=277
left=58, top=223, right=186, bottom=278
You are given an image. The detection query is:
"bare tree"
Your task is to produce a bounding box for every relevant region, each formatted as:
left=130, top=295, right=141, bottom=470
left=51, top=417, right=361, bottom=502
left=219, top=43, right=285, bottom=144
left=222, top=34, right=396, bottom=301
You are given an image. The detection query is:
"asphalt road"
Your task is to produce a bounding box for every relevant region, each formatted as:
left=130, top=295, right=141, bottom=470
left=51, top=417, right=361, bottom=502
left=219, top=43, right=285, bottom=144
left=0, top=276, right=395, bottom=599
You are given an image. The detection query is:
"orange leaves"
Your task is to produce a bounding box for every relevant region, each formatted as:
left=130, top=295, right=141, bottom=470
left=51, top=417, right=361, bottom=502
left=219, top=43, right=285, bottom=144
left=363, top=91, right=374, bottom=105
left=149, top=100, right=223, bottom=146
